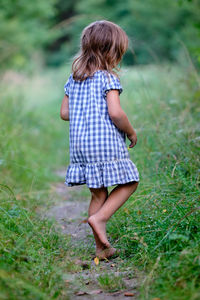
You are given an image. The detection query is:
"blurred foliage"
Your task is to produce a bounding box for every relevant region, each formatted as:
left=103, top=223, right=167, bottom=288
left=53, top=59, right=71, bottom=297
left=0, top=0, right=57, bottom=69
left=0, top=0, right=200, bottom=69
left=46, top=0, right=200, bottom=66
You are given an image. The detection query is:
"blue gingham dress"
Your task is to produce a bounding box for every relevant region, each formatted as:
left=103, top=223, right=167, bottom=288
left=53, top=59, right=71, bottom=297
left=64, top=70, right=139, bottom=188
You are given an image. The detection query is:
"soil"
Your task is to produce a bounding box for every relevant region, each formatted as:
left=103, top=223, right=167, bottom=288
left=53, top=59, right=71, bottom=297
left=43, top=168, right=143, bottom=299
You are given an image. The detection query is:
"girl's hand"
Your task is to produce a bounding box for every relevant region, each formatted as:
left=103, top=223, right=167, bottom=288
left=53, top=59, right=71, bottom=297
left=127, top=131, right=137, bottom=148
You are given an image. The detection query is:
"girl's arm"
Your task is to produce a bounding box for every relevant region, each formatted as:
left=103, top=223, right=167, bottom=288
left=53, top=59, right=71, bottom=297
left=60, top=95, right=69, bottom=121
left=106, top=90, right=137, bottom=148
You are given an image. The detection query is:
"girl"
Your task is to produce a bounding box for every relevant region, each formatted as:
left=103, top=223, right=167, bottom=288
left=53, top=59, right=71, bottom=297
left=60, top=20, right=139, bottom=260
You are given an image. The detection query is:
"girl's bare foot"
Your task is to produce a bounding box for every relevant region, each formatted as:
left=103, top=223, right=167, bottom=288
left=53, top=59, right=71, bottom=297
left=88, top=215, right=110, bottom=248
left=96, top=247, right=118, bottom=260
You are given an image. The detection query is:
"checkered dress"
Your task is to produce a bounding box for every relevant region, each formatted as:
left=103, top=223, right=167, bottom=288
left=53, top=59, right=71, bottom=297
left=64, top=70, right=139, bottom=188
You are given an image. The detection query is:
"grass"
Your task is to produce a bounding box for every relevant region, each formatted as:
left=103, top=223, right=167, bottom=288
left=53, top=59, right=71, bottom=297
left=0, top=67, right=74, bottom=299
left=97, top=273, right=126, bottom=292
left=108, top=63, right=200, bottom=299
left=0, top=186, right=71, bottom=299
left=0, top=62, right=199, bottom=299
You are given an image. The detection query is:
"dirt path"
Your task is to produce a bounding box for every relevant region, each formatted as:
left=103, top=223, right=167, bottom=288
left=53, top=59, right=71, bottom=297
left=44, top=169, right=142, bottom=299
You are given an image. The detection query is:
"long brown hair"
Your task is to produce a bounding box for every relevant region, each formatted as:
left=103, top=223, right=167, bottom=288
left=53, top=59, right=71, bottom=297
left=72, top=20, right=129, bottom=81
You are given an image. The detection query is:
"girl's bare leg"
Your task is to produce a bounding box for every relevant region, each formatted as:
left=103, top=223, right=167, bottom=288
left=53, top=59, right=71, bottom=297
left=88, top=187, right=108, bottom=253
left=88, top=181, right=139, bottom=248
left=88, top=186, right=117, bottom=259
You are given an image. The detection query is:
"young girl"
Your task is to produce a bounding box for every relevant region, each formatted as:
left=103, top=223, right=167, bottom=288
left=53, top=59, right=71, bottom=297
left=60, top=20, right=139, bottom=260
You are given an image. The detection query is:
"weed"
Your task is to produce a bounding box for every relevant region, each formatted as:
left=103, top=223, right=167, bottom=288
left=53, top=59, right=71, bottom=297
left=97, top=273, right=126, bottom=292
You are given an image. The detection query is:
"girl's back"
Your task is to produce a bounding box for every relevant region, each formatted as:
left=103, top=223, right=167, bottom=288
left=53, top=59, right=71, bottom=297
left=65, top=70, right=126, bottom=162
left=64, top=70, right=139, bottom=188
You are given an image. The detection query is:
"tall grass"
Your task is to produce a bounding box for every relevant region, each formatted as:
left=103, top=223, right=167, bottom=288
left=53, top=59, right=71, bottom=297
left=0, top=69, right=72, bottom=299
left=108, top=64, right=200, bottom=299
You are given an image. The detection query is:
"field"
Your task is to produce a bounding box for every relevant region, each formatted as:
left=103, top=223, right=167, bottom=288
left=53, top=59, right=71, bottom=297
left=0, top=63, right=199, bottom=299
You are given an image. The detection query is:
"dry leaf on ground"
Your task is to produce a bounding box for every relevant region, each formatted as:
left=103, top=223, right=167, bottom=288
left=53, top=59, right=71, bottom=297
left=124, top=292, right=135, bottom=297
left=111, top=263, right=115, bottom=267
left=80, top=219, right=88, bottom=223
left=94, top=257, right=99, bottom=265
left=75, top=291, right=88, bottom=296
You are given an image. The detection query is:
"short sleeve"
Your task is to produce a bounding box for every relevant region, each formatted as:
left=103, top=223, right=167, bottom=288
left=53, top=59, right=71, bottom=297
left=102, top=72, right=123, bottom=99
left=64, top=74, right=72, bottom=96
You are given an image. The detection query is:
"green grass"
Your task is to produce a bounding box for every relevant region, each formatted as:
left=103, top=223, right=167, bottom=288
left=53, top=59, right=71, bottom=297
left=0, top=67, right=74, bottom=299
left=0, top=63, right=199, bottom=299
left=97, top=273, right=126, bottom=292
left=108, top=64, right=200, bottom=299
